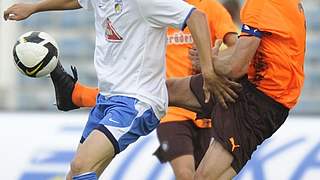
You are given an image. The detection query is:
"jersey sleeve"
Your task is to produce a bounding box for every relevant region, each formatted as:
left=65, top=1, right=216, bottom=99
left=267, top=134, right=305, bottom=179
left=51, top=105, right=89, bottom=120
left=208, top=1, right=237, bottom=41
left=136, top=0, right=195, bottom=30
left=240, top=0, right=275, bottom=37
left=78, top=0, right=93, bottom=11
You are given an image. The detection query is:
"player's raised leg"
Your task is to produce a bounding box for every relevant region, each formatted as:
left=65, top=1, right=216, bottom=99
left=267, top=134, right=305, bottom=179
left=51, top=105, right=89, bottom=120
left=167, top=77, right=202, bottom=113
left=51, top=66, right=204, bottom=113
left=50, top=62, right=98, bottom=111
left=50, top=61, right=79, bottom=111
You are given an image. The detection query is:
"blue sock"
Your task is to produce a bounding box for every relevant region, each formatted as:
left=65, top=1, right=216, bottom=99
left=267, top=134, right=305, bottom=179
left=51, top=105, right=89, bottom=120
left=72, top=172, right=97, bottom=180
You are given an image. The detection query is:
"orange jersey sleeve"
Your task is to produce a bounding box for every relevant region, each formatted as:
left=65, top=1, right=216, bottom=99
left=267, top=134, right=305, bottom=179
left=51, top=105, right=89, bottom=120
left=205, top=0, right=238, bottom=40
left=162, top=0, right=237, bottom=127
left=240, top=0, right=306, bottom=108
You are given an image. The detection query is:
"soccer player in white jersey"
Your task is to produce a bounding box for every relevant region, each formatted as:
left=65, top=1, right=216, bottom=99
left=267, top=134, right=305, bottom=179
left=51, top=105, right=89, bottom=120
left=4, top=0, right=239, bottom=179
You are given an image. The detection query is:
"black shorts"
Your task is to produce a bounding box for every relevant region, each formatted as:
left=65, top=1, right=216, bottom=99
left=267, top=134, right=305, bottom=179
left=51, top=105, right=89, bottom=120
left=190, top=74, right=289, bottom=173
left=153, top=120, right=213, bottom=169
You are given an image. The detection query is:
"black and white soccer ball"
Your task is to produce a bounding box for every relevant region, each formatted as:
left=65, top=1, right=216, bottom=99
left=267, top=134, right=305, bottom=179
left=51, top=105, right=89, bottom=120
left=13, top=31, right=59, bottom=78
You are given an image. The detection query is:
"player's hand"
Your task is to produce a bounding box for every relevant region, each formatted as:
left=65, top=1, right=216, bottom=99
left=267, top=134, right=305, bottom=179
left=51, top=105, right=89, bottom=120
left=4, top=3, right=36, bottom=21
left=212, top=39, right=224, bottom=59
left=189, top=44, right=201, bottom=74
left=203, top=72, right=240, bottom=109
left=203, top=40, right=242, bottom=109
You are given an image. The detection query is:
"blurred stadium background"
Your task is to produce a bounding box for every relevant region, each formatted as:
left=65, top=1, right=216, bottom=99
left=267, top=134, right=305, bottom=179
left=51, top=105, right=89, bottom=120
left=0, top=0, right=319, bottom=180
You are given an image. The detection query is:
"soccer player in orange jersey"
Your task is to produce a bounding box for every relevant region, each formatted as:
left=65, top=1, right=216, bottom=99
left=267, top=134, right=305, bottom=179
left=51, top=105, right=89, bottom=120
left=168, top=0, right=307, bottom=179
left=154, top=1, right=238, bottom=179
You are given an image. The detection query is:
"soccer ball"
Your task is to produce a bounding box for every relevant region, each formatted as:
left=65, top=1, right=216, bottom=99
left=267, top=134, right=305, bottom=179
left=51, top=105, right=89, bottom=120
left=13, top=31, right=59, bottom=78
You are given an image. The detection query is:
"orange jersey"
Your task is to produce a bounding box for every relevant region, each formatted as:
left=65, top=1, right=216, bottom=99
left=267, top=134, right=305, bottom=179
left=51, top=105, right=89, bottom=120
left=241, top=0, right=306, bottom=108
left=162, top=0, right=237, bottom=127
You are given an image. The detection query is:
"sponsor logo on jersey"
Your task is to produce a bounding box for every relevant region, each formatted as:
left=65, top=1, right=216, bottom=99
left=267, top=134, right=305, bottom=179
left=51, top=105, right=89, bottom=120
left=104, top=18, right=123, bottom=43
left=167, top=31, right=193, bottom=45
left=229, top=137, right=240, bottom=152
left=114, top=0, right=123, bottom=14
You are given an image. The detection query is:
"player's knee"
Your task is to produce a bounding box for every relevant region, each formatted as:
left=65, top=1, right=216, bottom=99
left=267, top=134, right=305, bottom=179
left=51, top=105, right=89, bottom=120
left=70, top=157, right=93, bottom=175
left=66, top=171, right=72, bottom=180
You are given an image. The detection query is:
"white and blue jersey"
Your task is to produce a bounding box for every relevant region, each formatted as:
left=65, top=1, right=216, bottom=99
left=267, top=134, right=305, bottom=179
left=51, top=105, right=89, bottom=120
left=78, top=0, right=195, bottom=152
left=78, top=0, right=195, bottom=119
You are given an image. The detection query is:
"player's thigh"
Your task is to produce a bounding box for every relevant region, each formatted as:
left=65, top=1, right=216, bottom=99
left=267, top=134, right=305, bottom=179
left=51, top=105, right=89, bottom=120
left=72, top=130, right=115, bottom=173
left=73, top=134, right=115, bottom=177
left=166, top=76, right=201, bottom=113
left=75, top=139, right=113, bottom=177
left=195, top=140, right=234, bottom=180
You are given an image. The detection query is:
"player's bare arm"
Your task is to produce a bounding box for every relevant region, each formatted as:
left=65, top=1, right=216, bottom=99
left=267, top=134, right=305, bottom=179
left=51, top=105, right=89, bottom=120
left=189, top=33, right=238, bottom=73
left=3, top=0, right=81, bottom=21
left=186, top=10, right=240, bottom=109
left=167, top=34, right=239, bottom=114
left=213, top=36, right=261, bottom=79
left=186, top=10, right=213, bottom=78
